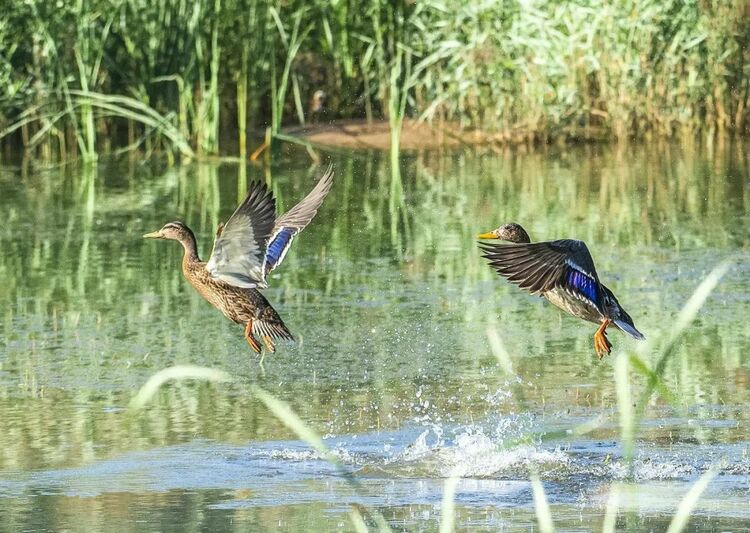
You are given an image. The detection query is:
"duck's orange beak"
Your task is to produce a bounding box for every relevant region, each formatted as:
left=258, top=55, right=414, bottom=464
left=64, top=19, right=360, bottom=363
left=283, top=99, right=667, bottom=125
left=477, top=231, right=497, bottom=239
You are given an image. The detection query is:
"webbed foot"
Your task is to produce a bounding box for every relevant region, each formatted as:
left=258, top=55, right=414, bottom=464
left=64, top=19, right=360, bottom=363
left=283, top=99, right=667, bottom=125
left=244, top=321, right=262, bottom=353
left=261, top=335, right=276, bottom=353
left=593, top=319, right=613, bottom=360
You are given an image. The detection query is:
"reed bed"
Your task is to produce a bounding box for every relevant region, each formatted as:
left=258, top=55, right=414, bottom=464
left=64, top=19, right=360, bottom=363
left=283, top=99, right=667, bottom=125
left=0, top=0, right=747, bottom=161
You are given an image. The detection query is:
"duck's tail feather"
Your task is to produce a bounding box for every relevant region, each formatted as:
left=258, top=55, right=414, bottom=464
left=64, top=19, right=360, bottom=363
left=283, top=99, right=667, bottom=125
left=614, top=318, right=645, bottom=340
left=252, top=317, right=295, bottom=342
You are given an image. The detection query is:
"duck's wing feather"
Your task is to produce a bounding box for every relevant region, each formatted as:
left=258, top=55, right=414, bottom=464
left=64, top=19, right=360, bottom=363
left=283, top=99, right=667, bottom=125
left=479, top=239, right=605, bottom=309
left=206, top=181, right=277, bottom=288
left=263, top=165, right=334, bottom=276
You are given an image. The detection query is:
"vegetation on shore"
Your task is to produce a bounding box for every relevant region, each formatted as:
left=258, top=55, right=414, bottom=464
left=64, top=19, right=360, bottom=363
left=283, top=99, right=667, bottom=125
left=0, top=0, right=748, bottom=161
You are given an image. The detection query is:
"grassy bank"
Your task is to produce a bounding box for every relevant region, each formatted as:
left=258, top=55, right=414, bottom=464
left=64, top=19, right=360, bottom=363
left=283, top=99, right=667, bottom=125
left=0, top=0, right=748, bottom=161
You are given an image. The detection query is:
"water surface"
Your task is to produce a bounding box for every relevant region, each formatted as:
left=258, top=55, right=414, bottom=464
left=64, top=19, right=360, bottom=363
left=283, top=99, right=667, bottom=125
left=0, top=140, right=748, bottom=531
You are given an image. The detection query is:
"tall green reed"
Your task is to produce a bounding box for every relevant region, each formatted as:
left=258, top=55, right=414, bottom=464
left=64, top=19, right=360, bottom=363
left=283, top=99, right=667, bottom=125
left=1, top=0, right=748, bottom=162
left=269, top=7, right=311, bottom=136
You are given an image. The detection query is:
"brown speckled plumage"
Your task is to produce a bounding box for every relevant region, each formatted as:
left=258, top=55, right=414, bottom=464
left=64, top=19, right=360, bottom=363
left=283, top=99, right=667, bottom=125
left=181, top=239, right=292, bottom=338
left=159, top=221, right=293, bottom=353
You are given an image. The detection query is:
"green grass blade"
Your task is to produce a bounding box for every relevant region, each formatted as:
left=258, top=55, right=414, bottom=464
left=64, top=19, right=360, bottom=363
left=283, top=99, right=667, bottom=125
left=530, top=473, right=555, bottom=533
left=129, top=365, right=232, bottom=409
left=667, top=262, right=731, bottom=345
left=486, top=326, right=514, bottom=375
left=615, top=352, right=634, bottom=468
left=665, top=468, right=718, bottom=533
left=601, top=483, right=620, bottom=533
left=439, top=476, right=460, bottom=533
left=252, top=386, right=336, bottom=463
left=349, top=506, right=369, bottom=533
left=628, top=353, right=677, bottom=406
left=251, top=386, right=393, bottom=533
left=637, top=262, right=731, bottom=411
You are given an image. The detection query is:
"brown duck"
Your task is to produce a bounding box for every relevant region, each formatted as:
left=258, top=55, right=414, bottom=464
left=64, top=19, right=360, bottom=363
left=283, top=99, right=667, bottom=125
left=144, top=167, right=334, bottom=355
left=478, top=223, right=644, bottom=359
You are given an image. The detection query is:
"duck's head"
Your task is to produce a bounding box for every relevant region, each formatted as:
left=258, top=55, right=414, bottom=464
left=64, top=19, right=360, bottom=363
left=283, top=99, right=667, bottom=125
left=477, top=222, right=531, bottom=243
left=310, top=90, right=327, bottom=114
left=143, top=221, right=194, bottom=242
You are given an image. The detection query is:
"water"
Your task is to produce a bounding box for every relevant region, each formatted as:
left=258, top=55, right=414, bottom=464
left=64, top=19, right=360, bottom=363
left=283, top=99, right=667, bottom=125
left=0, top=140, right=748, bottom=531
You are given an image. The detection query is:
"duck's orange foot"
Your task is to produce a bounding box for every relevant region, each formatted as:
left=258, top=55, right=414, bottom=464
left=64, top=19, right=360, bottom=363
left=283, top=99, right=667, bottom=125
left=593, top=319, right=613, bottom=360
left=244, top=320, right=262, bottom=353
left=261, top=335, right=276, bottom=353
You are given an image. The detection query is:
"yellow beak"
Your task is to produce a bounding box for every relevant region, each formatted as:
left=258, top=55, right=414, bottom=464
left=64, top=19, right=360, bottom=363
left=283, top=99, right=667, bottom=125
left=143, top=231, right=162, bottom=239
left=477, top=231, right=498, bottom=239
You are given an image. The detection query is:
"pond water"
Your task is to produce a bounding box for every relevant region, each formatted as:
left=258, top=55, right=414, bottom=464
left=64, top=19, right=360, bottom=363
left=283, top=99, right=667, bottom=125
left=0, top=140, right=748, bottom=531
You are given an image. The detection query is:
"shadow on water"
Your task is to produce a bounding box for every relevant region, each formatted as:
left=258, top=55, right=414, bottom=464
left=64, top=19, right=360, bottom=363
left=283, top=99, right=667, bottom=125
left=0, top=139, right=748, bottom=530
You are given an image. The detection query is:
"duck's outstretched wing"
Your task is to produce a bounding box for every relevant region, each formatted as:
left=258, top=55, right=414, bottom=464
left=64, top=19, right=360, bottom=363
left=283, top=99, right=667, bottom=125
left=263, top=165, right=334, bottom=276
left=206, top=181, right=277, bottom=288
left=479, top=239, right=605, bottom=310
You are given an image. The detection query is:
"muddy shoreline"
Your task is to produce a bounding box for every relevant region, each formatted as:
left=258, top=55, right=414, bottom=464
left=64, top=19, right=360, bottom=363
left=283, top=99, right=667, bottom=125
left=285, top=118, right=608, bottom=151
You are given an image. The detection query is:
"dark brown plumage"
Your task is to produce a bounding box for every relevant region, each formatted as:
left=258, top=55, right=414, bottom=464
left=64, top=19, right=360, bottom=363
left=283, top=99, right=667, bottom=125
left=144, top=166, right=334, bottom=356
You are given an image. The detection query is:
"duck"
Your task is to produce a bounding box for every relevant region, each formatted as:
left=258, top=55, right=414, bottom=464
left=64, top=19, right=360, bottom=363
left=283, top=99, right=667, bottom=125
left=477, top=223, right=644, bottom=359
left=144, top=166, right=334, bottom=356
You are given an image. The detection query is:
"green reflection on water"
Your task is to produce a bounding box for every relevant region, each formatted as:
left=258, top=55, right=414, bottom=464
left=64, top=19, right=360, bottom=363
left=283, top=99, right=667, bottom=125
left=0, top=140, right=748, bottom=530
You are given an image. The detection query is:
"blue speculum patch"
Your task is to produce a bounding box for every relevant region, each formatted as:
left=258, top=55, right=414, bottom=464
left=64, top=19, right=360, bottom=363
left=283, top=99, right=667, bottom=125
left=265, top=227, right=295, bottom=270
left=566, top=268, right=598, bottom=303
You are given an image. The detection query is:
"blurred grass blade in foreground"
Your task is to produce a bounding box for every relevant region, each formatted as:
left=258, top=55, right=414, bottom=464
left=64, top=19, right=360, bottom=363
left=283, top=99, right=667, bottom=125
left=530, top=473, right=555, bottom=533
left=439, top=475, right=460, bottom=533
left=665, top=468, right=718, bottom=533
left=129, top=365, right=232, bottom=409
